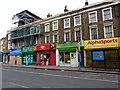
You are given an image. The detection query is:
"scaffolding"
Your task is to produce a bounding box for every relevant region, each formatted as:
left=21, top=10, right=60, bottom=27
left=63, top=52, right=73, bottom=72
left=11, top=24, right=41, bottom=47
left=11, top=24, right=41, bottom=39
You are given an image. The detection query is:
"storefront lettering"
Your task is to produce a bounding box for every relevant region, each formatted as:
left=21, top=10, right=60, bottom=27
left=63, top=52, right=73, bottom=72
left=57, top=43, right=78, bottom=48
left=36, top=43, right=56, bottom=50
left=62, top=43, right=77, bottom=47
left=87, top=39, right=118, bottom=45
left=41, top=46, right=45, bottom=49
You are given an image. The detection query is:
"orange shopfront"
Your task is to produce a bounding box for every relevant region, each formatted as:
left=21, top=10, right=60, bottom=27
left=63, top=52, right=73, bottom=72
left=36, top=43, right=56, bottom=66
left=84, top=37, right=120, bottom=69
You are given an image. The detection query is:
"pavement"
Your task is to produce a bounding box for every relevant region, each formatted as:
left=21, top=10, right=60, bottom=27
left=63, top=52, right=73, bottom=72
left=2, top=64, right=120, bottom=74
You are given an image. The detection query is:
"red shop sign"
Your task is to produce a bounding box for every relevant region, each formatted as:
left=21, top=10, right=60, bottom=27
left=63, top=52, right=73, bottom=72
left=36, top=44, right=50, bottom=50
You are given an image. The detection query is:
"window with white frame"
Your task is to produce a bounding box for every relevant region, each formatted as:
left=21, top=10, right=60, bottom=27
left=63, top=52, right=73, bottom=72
left=52, top=21, right=58, bottom=30
left=75, top=30, right=81, bottom=41
left=89, top=11, right=97, bottom=23
left=90, top=27, right=98, bottom=40
left=102, top=8, right=112, bottom=20
left=53, top=34, right=58, bottom=43
left=74, top=15, right=81, bottom=26
left=64, top=18, right=70, bottom=28
left=64, top=31, right=70, bottom=42
left=45, top=23, right=50, bottom=32
left=45, top=35, right=50, bottom=43
left=104, top=25, right=113, bottom=38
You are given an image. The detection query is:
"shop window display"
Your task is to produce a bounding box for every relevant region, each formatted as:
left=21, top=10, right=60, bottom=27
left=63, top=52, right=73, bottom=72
left=59, top=52, right=70, bottom=64
left=65, top=52, right=70, bottom=63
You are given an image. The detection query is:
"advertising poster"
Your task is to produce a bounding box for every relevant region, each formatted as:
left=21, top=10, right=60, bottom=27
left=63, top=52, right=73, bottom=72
left=92, top=51, right=104, bottom=60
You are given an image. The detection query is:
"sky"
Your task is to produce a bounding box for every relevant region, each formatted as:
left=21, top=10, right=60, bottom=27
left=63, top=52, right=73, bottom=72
left=0, top=0, right=103, bottom=39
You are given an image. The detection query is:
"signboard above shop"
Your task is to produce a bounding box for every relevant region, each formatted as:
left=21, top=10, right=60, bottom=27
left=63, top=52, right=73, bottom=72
left=84, top=37, right=120, bottom=49
left=36, top=43, right=56, bottom=51
left=56, top=41, right=83, bottom=49
left=22, top=46, right=36, bottom=54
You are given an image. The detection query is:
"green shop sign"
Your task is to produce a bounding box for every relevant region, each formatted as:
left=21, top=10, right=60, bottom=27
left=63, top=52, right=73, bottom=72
left=22, top=46, right=36, bottom=54
left=56, top=41, right=83, bottom=48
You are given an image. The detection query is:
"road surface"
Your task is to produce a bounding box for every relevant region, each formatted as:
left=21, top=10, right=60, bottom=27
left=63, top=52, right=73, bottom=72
left=2, top=65, right=119, bottom=88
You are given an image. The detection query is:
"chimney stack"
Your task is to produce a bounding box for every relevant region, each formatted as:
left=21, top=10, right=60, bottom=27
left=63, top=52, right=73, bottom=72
left=64, top=5, right=69, bottom=12
left=47, top=13, right=52, bottom=18
left=85, top=0, right=89, bottom=6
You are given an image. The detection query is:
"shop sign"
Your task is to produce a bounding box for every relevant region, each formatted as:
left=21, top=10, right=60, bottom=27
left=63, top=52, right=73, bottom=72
left=36, top=43, right=56, bottom=51
left=22, top=46, right=36, bottom=53
left=84, top=38, right=120, bottom=49
left=57, top=42, right=80, bottom=48
left=92, top=51, right=104, bottom=60
left=36, top=44, right=50, bottom=50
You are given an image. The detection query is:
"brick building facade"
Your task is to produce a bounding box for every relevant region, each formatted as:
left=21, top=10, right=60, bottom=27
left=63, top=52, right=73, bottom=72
left=8, top=0, right=120, bottom=67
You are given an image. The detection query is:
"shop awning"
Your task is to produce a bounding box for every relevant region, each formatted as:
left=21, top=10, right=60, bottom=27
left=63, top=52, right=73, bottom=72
left=9, top=49, right=22, bottom=56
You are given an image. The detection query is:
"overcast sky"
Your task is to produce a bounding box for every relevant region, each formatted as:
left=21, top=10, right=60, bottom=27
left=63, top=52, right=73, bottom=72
left=0, top=0, right=103, bottom=39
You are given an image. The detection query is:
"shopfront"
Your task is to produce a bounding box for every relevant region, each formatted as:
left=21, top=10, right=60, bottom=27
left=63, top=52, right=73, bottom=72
left=36, top=43, right=56, bottom=66
left=0, top=52, right=3, bottom=62
left=22, top=46, right=36, bottom=65
left=56, top=41, right=83, bottom=67
left=9, top=48, right=22, bottom=65
left=3, top=50, right=10, bottom=64
left=84, top=37, right=120, bottom=69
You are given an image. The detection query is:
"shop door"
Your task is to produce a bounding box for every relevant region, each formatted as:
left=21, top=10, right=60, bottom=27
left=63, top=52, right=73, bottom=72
left=80, top=52, right=84, bottom=66
left=50, top=51, right=56, bottom=66
left=70, top=52, right=77, bottom=67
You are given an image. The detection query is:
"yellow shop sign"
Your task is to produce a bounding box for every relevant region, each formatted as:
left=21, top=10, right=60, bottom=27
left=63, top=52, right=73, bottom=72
left=84, top=38, right=120, bottom=49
